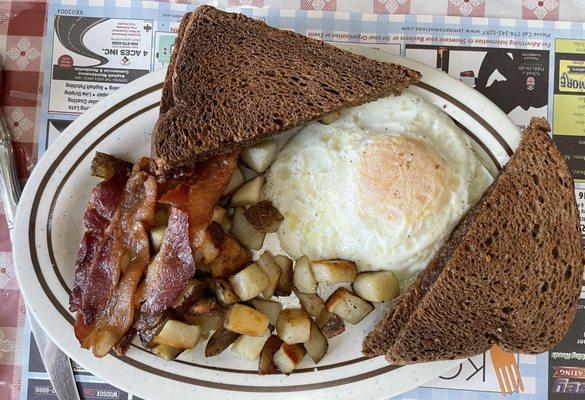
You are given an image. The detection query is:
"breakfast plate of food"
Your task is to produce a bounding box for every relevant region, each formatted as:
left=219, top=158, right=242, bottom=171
left=12, top=5, right=583, bottom=400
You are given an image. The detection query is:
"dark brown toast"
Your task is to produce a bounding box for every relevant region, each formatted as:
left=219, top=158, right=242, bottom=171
left=363, top=118, right=584, bottom=364
left=152, top=6, right=421, bottom=172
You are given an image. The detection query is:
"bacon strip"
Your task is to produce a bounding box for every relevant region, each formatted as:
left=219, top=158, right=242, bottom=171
left=140, top=207, right=194, bottom=317
left=70, top=171, right=128, bottom=316
left=136, top=153, right=237, bottom=332
left=73, top=166, right=157, bottom=357
left=159, top=153, right=237, bottom=251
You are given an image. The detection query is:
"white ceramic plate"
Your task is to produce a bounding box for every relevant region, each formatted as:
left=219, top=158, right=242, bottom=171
left=13, top=48, right=521, bottom=400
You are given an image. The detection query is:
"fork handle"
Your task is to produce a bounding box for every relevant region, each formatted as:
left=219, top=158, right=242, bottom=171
left=0, top=114, right=21, bottom=228
left=0, top=55, right=22, bottom=227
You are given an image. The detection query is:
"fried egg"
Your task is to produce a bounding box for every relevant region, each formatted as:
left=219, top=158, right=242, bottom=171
left=264, top=92, right=492, bottom=279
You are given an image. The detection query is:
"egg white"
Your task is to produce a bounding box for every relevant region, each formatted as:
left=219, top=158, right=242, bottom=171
left=264, top=92, right=492, bottom=280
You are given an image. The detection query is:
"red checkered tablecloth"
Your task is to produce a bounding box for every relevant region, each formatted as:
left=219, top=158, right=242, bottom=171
left=0, top=1, right=583, bottom=399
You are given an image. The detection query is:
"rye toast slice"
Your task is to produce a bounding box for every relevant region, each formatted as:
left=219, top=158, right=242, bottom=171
left=363, top=118, right=584, bottom=364
left=152, top=6, right=420, bottom=172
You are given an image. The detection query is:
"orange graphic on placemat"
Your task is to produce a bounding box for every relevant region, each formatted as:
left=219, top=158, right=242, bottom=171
left=489, top=345, right=525, bottom=396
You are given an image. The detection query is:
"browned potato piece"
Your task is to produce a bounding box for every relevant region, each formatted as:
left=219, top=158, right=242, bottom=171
left=224, top=304, right=269, bottom=336
left=149, top=225, right=166, bottom=252
left=229, top=263, right=269, bottom=301
left=249, top=298, right=282, bottom=327
left=276, top=308, right=311, bottom=344
left=311, top=260, right=357, bottom=284
left=243, top=201, right=284, bottom=233
left=171, top=279, right=207, bottom=311
left=319, top=111, right=341, bottom=125
left=232, top=328, right=271, bottom=360
left=188, top=297, right=219, bottom=315
left=211, top=279, right=241, bottom=308
left=325, top=288, right=374, bottom=324
left=212, top=206, right=232, bottom=231
left=241, top=140, right=277, bottom=174
left=294, top=289, right=325, bottom=317
left=293, top=256, right=317, bottom=294
left=205, top=326, right=240, bottom=357
left=315, top=310, right=345, bottom=338
left=258, top=335, right=283, bottom=375
left=185, top=310, right=224, bottom=335
left=304, top=322, right=328, bottom=363
left=256, top=251, right=282, bottom=298
left=231, top=207, right=265, bottom=250
left=352, top=271, right=400, bottom=302
left=223, top=167, right=246, bottom=197
left=273, top=343, right=306, bottom=374
left=152, top=344, right=184, bottom=360
left=231, top=176, right=264, bottom=207
left=90, top=152, right=132, bottom=179
left=209, top=234, right=250, bottom=279
left=274, top=255, right=293, bottom=296
left=199, top=222, right=224, bottom=263
left=153, top=320, right=201, bottom=349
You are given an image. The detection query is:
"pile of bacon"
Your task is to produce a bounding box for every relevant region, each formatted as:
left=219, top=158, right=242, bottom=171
left=69, top=152, right=237, bottom=357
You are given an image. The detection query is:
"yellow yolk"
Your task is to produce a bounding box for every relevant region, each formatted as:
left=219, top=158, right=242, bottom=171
left=359, top=136, right=448, bottom=224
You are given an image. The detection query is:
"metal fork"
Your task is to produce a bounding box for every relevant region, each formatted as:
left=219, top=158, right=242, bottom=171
left=0, top=56, right=81, bottom=400
left=489, top=344, right=525, bottom=396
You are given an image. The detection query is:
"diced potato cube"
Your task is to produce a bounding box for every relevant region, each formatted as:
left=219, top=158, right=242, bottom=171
left=149, top=225, right=166, bottom=252
left=205, top=326, right=240, bottom=357
left=311, top=260, right=357, bottom=284
left=209, top=234, right=251, bottom=279
left=325, top=288, right=374, bottom=325
left=188, top=297, right=218, bottom=315
left=223, top=166, right=246, bottom=197
left=315, top=310, right=345, bottom=338
left=320, top=111, right=341, bottom=125
left=304, top=322, right=328, bottom=363
left=258, top=335, right=283, bottom=375
left=153, top=320, right=201, bottom=349
left=185, top=310, right=224, bottom=335
left=352, top=271, right=400, bottom=303
left=230, top=176, right=264, bottom=207
left=276, top=308, right=311, bottom=344
left=230, top=207, right=265, bottom=250
left=250, top=298, right=282, bottom=327
left=211, top=279, right=241, bottom=308
left=273, top=343, right=306, bottom=374
left=224, top=304, right=269, bottom=336
left=212, top=206, right=232, bottom=231
left=294, top=290, right=325, bottom=317
left=171, top=279, right=207, bottom=310
left=316, top=311, right=345, bottom=338
left=199, top=222, right=224, bottom=263
left=229, top=263, right=269, bottom=301
left=241, top=140, right=278, bottom=173
left=274, top=255, right=293, bottom=296
left=90, top=152, right=132, bottom=180
left=256, top=251, right=282, bottom=298
left=243, top=201, right=284, bottom=233
left=293, top=256, right=317, bottom=294
left=232, top=328, right=271, bottom=360
left=152, top=344, right=183, bottom=360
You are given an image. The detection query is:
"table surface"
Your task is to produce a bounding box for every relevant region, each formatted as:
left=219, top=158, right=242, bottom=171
left=1, top=0, right=584, bottom=399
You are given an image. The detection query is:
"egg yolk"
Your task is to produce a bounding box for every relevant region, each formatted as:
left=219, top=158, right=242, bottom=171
left=359, top=136, right=448, bottom=224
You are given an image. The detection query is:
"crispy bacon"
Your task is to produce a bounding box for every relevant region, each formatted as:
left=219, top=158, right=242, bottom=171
left=135, top=154, right=237, bottom=335
left=140, top=207, right=195, bottom=317
left=159, top=153, right=237, bottom=252
left=73, top=166, right=157, bottom=357
left=70, top=171, right=128, bottom=314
